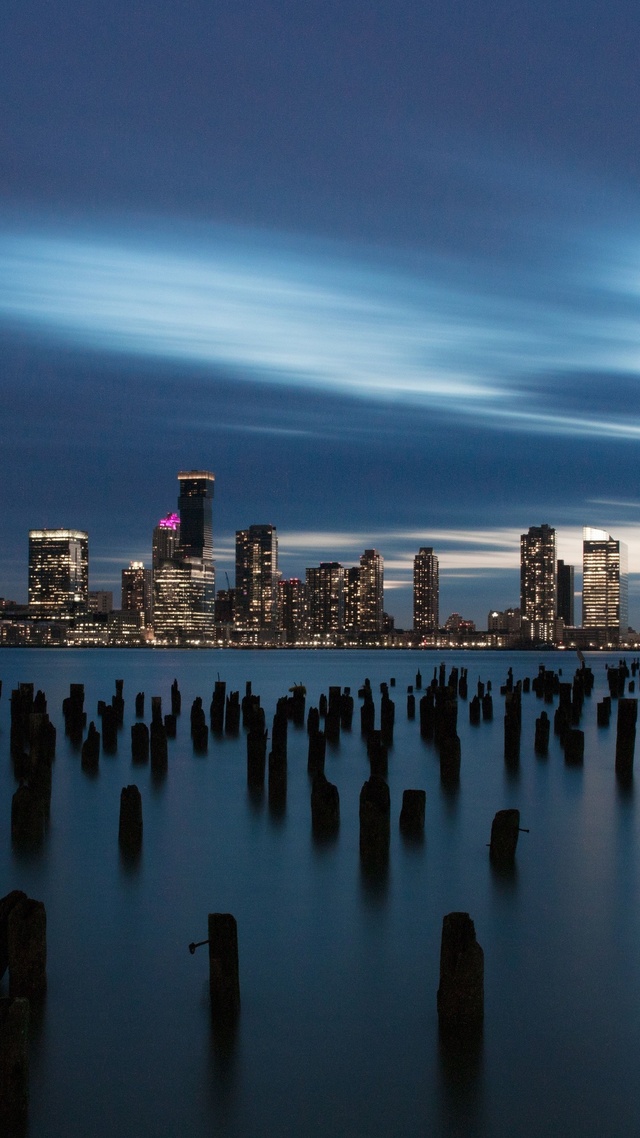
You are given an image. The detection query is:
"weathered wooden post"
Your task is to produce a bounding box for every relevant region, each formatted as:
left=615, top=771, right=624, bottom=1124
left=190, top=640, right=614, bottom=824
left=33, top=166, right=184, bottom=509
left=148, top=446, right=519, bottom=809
left=11, top=785, right=45, bottom=846
left=534, top=711, right=550, bottom=756
left=489, top=808, right=520, bottom=866
left=131, top=721, right=149, bottom=763
left=150, top=719, right=168, bottom=773
left=311, top=774, right=340, bottom=835
left=399, top=789, right=426, bottom=836
left=616, top=698, right=637, bottom=779
left=564, top=729, right=584, bottom=765
left=359, top=776, right=390, bottom=865
left=171, top=679, right=181, bottom=716
left=82, top=721, right=101, bottom=769
left=437, top=912, right=484, bottom=1033
left=247, top=726, right=267, bottom=789
left=0, top=997, right=30, bottom=1130
left=0, top=892, right=27, bottom=980
left=307, top=729, right=326, bottom=776
left=119, top=785, right=143, bottom=851
left=208, top=913, right=240, bottom=1020
left=135, top=691, right=145, bottom=718
left=8, top=898, right=47, bottom=998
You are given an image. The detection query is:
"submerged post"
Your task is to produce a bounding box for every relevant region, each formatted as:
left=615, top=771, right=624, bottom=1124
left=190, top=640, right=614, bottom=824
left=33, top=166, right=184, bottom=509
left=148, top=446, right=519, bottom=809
left=208, top=913, right=240, bottom=1020
left=437, top=912, right=484, bottom=1034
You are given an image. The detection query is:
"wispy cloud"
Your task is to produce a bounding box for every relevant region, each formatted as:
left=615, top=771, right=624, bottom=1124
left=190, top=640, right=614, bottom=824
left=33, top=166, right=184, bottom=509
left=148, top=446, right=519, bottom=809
left=2, top=218, right=640, bottom=440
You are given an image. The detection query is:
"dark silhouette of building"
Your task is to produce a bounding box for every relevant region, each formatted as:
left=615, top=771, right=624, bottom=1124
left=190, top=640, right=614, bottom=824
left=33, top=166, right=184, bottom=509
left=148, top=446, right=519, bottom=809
left=306, top=563, right=344, bottom=636
left=215, top=588, right=236, bottom=626
left=582, top=527, right=628, bottom=637
left=235, top=524, right=279, bottom=631
left=556, top=560, right=575, bottom=626
left=520, top=524, right=556, bottom=642
left=413, top=547, right=439, bottom=634
left=28, top=529, right=89, bottom=615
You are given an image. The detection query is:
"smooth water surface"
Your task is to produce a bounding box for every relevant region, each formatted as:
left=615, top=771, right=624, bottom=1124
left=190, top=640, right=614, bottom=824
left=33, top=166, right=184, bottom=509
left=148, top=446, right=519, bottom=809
left=1, top=649, right=639, bottom=1137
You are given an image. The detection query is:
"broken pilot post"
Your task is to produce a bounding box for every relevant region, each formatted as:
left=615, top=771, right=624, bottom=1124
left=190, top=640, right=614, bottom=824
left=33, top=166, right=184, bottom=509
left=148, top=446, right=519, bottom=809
left=437, top=912, right=484, bottom=1035
left=189, top=914, right=240, bottom=1021
left=119, top=785, right=143, bottom=852
left=399, top=789, right=426, bottom=837
left=359, top=776, right=390, bottom=866
left=311, top=773, right=340, bottom=836
left=8, top=897, right=47, bottom=999
left=489, top=808, right=524, bottom=867
left=616, top=698, right=637, bottom=779
left=0, top=996, right=30, bottom=1131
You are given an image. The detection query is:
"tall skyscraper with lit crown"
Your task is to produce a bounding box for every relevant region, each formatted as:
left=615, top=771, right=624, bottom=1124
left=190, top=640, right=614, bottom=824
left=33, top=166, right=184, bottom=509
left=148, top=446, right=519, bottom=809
left=582, top=528, right=628, bottom=637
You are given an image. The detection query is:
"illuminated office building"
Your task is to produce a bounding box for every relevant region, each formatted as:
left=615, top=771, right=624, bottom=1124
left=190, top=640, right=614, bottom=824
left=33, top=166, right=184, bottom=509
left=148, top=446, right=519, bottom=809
left=582, top=528, right=628, bottom=636
left=235, top=525, right=279, bottom=631
left=122, top=561, right=152, bottom=626
left=306, top=563, right=344, bottom=636
left=358, top=549, right=384, bottom=633
left=520, top=524, right=556, bottom=642
left=152, top=472, right=215, bottom=642
left=28, top=529, right=89, bottom=615
left=413, top=547, right=439, bottom=634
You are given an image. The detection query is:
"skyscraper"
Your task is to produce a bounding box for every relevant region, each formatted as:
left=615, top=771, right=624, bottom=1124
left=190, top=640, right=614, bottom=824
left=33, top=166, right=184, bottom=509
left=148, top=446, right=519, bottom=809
left=122, top=561, right=152, bottom=626
left=413, top=547, right=439, bottom=634
left=343, top=566, right=360, bottom=634
left=28, top=529, right=89, bottom=615
left=235, top=525, right=279, bottom=631
left=556, top=559, right=575, bottom=626
left=177, top=471, right=214, bottom=562
left=152, top=472, right=215, bottom=643
left=520, top=524, right=556, bottom=642
left=358, top=549, right=384, bottom=633
left=277, top=577, right=306, bottom=641
left=306, top=563, right=344, bottom=636
left=582, top=528, right=628, bottom=636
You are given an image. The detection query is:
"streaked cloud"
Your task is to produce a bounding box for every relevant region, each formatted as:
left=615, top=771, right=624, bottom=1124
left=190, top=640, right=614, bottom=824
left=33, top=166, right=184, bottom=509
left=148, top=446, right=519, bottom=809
left=2, top=218, right=640, bottom=440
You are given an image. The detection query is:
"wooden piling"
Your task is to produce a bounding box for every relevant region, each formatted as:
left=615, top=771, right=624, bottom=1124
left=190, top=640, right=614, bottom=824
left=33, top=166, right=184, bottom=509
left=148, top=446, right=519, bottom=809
left=208, top=913, right=240, bottom=1020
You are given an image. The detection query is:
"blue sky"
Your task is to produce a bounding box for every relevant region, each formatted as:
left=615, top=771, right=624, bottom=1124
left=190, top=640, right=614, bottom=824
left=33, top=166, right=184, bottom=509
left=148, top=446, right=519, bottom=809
left=2, top=0, right=640, bottom=626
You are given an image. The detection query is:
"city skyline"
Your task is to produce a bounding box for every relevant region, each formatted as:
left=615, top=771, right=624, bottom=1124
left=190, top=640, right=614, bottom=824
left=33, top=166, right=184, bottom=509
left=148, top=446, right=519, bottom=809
left=6, top=504, right=637, bottom=636
left=3, top=3, right=640, bottom=631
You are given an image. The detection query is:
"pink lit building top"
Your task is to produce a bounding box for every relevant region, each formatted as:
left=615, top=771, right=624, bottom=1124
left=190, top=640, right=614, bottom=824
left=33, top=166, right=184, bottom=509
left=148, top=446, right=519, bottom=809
left=158, top=513, right=180, bottom=530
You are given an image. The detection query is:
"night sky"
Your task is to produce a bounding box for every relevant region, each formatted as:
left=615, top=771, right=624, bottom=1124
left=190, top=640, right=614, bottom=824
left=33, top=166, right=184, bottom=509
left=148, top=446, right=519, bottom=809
left=2, top=0, right=640, bottom=627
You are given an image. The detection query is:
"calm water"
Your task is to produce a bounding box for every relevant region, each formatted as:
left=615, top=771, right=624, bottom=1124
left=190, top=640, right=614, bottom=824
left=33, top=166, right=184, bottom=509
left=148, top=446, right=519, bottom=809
left=1, top=648, right=639, bottom=1138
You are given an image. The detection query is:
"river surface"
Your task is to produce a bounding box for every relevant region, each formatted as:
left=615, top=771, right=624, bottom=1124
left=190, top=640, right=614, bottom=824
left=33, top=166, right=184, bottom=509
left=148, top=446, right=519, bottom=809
left=1, top=648, right=639, bottom=1138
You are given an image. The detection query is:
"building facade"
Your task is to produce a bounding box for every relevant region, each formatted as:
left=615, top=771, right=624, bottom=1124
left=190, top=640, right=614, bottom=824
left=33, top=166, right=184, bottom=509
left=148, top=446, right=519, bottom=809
left=582, top=528, right=628, bottom=637
left=358, top=549, right=384, bottom=633
left=235, top=524, right=279, bottom=631
left=520, top=524, right=556, bottom=642
left=28, top=529, right=89, bottom=615
left=413, top=547, right=439, bottom=634
left=556, top=560, right=575, bottom=626
left=152, top=472, right=216, bottom=642
left=122, top=561, right=152, bottom=625
left=306, top=563, right=344, bottom=636
left=277, top=577, right=307, bottom=640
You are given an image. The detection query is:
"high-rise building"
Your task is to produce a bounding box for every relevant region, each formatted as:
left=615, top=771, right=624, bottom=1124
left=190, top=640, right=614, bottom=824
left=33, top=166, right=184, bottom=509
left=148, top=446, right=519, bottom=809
left=88, top=590, right=113, bottom=614
left=152, top=513, right=180, bottom=570
left=344, top=566, right=360, bottom=634
left=413, top=547, right=439, bottom=634
left=235, top=525, right=279, bottom=631
left=358, top=549, right=384, bottom=633
left=152, top=472, right=215, bottom=643
left=177, top=471, right=214, bottom=563
left=556, top=560, right=575, bottom=626
left=582, top=528, right=628, bottom=635
left=28, top=529, right=89, bottom=615
left=122, top=561, right=152, bottom=625
left=277, top=578, right=307, bottom=640
left=306, top=563, right=344, bottom=636
left=520, top=524, right=556, bottom=642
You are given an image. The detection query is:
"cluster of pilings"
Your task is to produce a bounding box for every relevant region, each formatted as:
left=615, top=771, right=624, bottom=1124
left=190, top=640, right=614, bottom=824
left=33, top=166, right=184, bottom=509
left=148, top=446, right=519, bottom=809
left=11, top=685, right=56, bottom=846
left=0, top=892, right=47, bottom=1130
